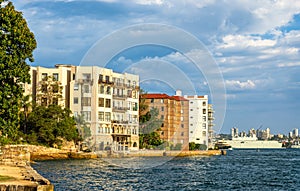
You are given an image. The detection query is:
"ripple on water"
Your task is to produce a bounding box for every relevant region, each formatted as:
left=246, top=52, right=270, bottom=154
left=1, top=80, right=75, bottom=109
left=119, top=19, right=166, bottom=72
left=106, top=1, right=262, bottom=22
left=32, top=149, right=300, bottom=191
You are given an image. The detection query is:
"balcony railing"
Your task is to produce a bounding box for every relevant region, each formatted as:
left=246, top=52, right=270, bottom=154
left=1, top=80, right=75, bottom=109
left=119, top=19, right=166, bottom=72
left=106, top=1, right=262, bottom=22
left=98, top=79, right=114, bottom=85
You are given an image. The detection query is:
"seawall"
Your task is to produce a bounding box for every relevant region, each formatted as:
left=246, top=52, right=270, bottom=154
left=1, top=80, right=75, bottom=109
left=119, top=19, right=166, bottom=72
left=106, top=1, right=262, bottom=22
left=0, top=145, right=54, bottom=191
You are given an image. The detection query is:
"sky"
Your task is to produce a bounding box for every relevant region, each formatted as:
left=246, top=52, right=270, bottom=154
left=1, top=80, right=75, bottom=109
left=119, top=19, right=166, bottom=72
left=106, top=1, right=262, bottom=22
left=12, top=0, right=300, bottom=135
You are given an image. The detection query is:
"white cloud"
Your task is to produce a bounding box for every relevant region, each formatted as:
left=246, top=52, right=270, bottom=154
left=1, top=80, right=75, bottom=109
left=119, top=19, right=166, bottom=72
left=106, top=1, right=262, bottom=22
left=219, top=35, right=276, bottom=49
left=226, top=80, right=256, bottom=90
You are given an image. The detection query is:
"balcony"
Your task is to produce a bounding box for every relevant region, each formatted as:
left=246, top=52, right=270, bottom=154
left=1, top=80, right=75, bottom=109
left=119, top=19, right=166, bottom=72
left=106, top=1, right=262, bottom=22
left=112, top=106, right=129, bottom=112
left=98, top=79, right=114, bottom=85
left=77, top=79, right=93, bottom=84
left=113, top=94, right=127, bottom=99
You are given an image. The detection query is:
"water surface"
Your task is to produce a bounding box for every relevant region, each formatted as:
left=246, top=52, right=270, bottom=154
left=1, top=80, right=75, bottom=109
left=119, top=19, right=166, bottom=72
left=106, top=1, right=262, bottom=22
left=32, top=149, right=300, bottom=190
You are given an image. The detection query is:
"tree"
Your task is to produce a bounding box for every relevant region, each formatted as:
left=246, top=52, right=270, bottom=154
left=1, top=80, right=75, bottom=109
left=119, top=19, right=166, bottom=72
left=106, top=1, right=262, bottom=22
left=25, top=105, right=80, bottom=147
left=0, top=1, right=36, bottom=141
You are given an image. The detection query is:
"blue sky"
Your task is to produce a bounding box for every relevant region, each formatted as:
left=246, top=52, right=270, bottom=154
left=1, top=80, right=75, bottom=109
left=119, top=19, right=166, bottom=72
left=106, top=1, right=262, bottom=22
left=13, top=0, right=300, bottom=135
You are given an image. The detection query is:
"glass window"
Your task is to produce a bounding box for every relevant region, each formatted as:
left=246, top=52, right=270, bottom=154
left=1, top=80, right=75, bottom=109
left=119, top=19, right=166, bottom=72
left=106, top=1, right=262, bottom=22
left=42, top=73, right=47, bottom=81
left=203, top=116, right=206, bottom=121
left=83, top=85, right=90, bottom=93
left=203, top=101, right=206, bottom=106
left=202, top=123, right=206, bottom=129
left=105, top=112, right=111, bottom=122
left=106, top=86, right=111, bottom=94
left=98, top=98, right=104, bottom=107
left=105, top=99, right=111, bottom=108
left=74, top=83, right=79, bottom=91
left=82, top=97, right=91, bottom=106
left=161, top=106, right=164, bottom=112
left=74, top=97, right=78, bottom=104
left=53, top=73, right=59, bottom=81
left=203, top=109, right=206, bottom=114
left=52, top=98, right=58, bottom=105
left=82, top=111, right=91, bottom=121
left=98, top=112, right=104, bottom=121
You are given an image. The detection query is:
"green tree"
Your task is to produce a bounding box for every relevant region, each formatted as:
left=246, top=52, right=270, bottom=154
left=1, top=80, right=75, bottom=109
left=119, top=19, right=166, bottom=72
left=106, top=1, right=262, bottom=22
left=0, top=0, right=36, bottom=141
left=25, top=105, right=80, bottom=147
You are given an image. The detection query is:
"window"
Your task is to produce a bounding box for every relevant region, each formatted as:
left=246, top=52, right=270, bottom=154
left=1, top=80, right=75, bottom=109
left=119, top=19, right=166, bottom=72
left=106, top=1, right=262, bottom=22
left=52, top=84, right=59, bottom=93
left=98, top=112, right=104, bottom=121
left=160, top=99, right=164, bottom=103
left=73, top=111, right=78, bottom=117
left=190, top=124, right=193, bottom=126
left=73, top=74, right=76, bottom=80
left=99, top=85, right=104, bottom=94
left=105, top=76, right=110, bottom=83
left=105, top=99, right=111, bottom=108
left=82, top=97, right=91, bottom=106
left=41, top=84, right=47, bottom=93
left=180, top=116, right=184, bottom=121
left=161, top=106, right=164, bottom=112
left=190, top=101, right=193, bottom=104
left=203, top=116, right=206, bottom=121
left=52, top=98, right=58, bottom=105
left=53, top=73, right=59, bottom=81
left=202, top=123, right=206, bottom=129
left=99, top=74, right=103, bottom=82
left=42, top=73, right=47, bottom=81
left=105, top=112, right=111, bottom=122
left=190, top=131, right=193, bottom=133
left=181, top=132, right=184, bottom=136
left=83, top=85, right=90, bottom=93
left=203, top=109, right=206, bottom=114
left=106, top=86, right=111, bottom=94
left=82, top=111, right=91, bottom=121
left=82, top=73, right=91, bottom=82
left=74, top=83, right=79, bottom=91
left=202, top=131, right=207, bottom=137
left=203, top=101, right=206, bottom=106
left=151, top=98, right=154, bottom=103
left=74, top=97, right=78, bottom=104
left=181, top=124, right=184, bottom=128
left=190, top=109, right=193, bottom=111
left=98, top=98, right=104, bottom=107
left=127, top=90, right=132, bottom=97
left=132, top=102, right=138, bottom=111
left=161, top=115, right=164, bottom=120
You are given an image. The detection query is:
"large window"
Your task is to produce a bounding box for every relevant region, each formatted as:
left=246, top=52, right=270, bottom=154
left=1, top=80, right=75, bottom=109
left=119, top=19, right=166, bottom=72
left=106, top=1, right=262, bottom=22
left=98, top=98, right=104, bottom=107
left=82, top=97, right=91, bottom=106
left=98, top=112, right=104, bottom=121
left=74, top=97, right=78, bottom=104
left=83, top=85, right=90, bottom=93
left=53, top=73, right=59, bottom=81
left=42, top=73, right=47, bottom=81
left=106, top=86, right=111, bottom=94
left=82, top=111, right=91, bottom=122
left=105, top=112, right=111, bottom=122
left=105, top=99, right=111, bottom=108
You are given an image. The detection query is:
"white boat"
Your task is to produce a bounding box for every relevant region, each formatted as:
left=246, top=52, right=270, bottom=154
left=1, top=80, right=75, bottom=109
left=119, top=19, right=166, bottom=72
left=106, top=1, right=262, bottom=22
left=223, top=135, right=283, bottom=149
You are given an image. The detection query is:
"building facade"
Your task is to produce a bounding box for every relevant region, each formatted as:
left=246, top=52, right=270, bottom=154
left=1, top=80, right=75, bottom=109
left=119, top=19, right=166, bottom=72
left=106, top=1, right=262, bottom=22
left=70, top=66, right=139, bottom=151
left=24, top=64, right=76, bottom=108
left=141, top=93, right=189, bottom=151
left=184, top=95, right=209, bottom=147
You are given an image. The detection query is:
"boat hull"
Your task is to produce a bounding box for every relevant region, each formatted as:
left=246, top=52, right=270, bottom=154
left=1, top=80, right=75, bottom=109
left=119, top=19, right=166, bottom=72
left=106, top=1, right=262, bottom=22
left=226, top=140, right=283, bottom=149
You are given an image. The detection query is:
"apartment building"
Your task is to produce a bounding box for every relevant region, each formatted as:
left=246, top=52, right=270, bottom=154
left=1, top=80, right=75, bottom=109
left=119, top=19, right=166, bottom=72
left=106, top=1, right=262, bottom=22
left=141, top=93, right=189, bottom=151
left=184, top=95, right=209, bottom=147
left=24, top=64, right=76, bottom=108
left=70, top=66, right=139, bottom=151
left=207, top=104, right=215, bottom=149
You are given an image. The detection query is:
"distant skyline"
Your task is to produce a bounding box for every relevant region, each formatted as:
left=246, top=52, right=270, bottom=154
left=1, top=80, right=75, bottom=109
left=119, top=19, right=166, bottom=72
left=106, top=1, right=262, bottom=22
left=14, top=0, right=300, bottom=134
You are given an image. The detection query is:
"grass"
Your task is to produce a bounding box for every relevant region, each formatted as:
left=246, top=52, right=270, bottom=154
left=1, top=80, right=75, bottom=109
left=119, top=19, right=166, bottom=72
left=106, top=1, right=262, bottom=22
left=0, top=175, right=16, bottom=182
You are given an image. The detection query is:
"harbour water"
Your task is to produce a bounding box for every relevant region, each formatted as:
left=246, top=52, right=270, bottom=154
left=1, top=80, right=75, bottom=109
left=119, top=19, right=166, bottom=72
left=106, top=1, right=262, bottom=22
left=32, top=149, right=300, bottom=191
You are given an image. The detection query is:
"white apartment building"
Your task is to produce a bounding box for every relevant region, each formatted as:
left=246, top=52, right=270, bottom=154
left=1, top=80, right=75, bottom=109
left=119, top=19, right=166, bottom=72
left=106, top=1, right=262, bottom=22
left=184, top=95, right=209, bottom=146
left=70, top=66, right=139, bottom=151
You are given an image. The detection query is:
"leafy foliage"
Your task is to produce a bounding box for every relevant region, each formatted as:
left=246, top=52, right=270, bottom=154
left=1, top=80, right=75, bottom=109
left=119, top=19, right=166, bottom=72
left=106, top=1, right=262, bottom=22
left=0, top=1, right=36, bottom=141
left=24, top=105, right=80, bottom=147
left=139, top=97, right=164, bottom=149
